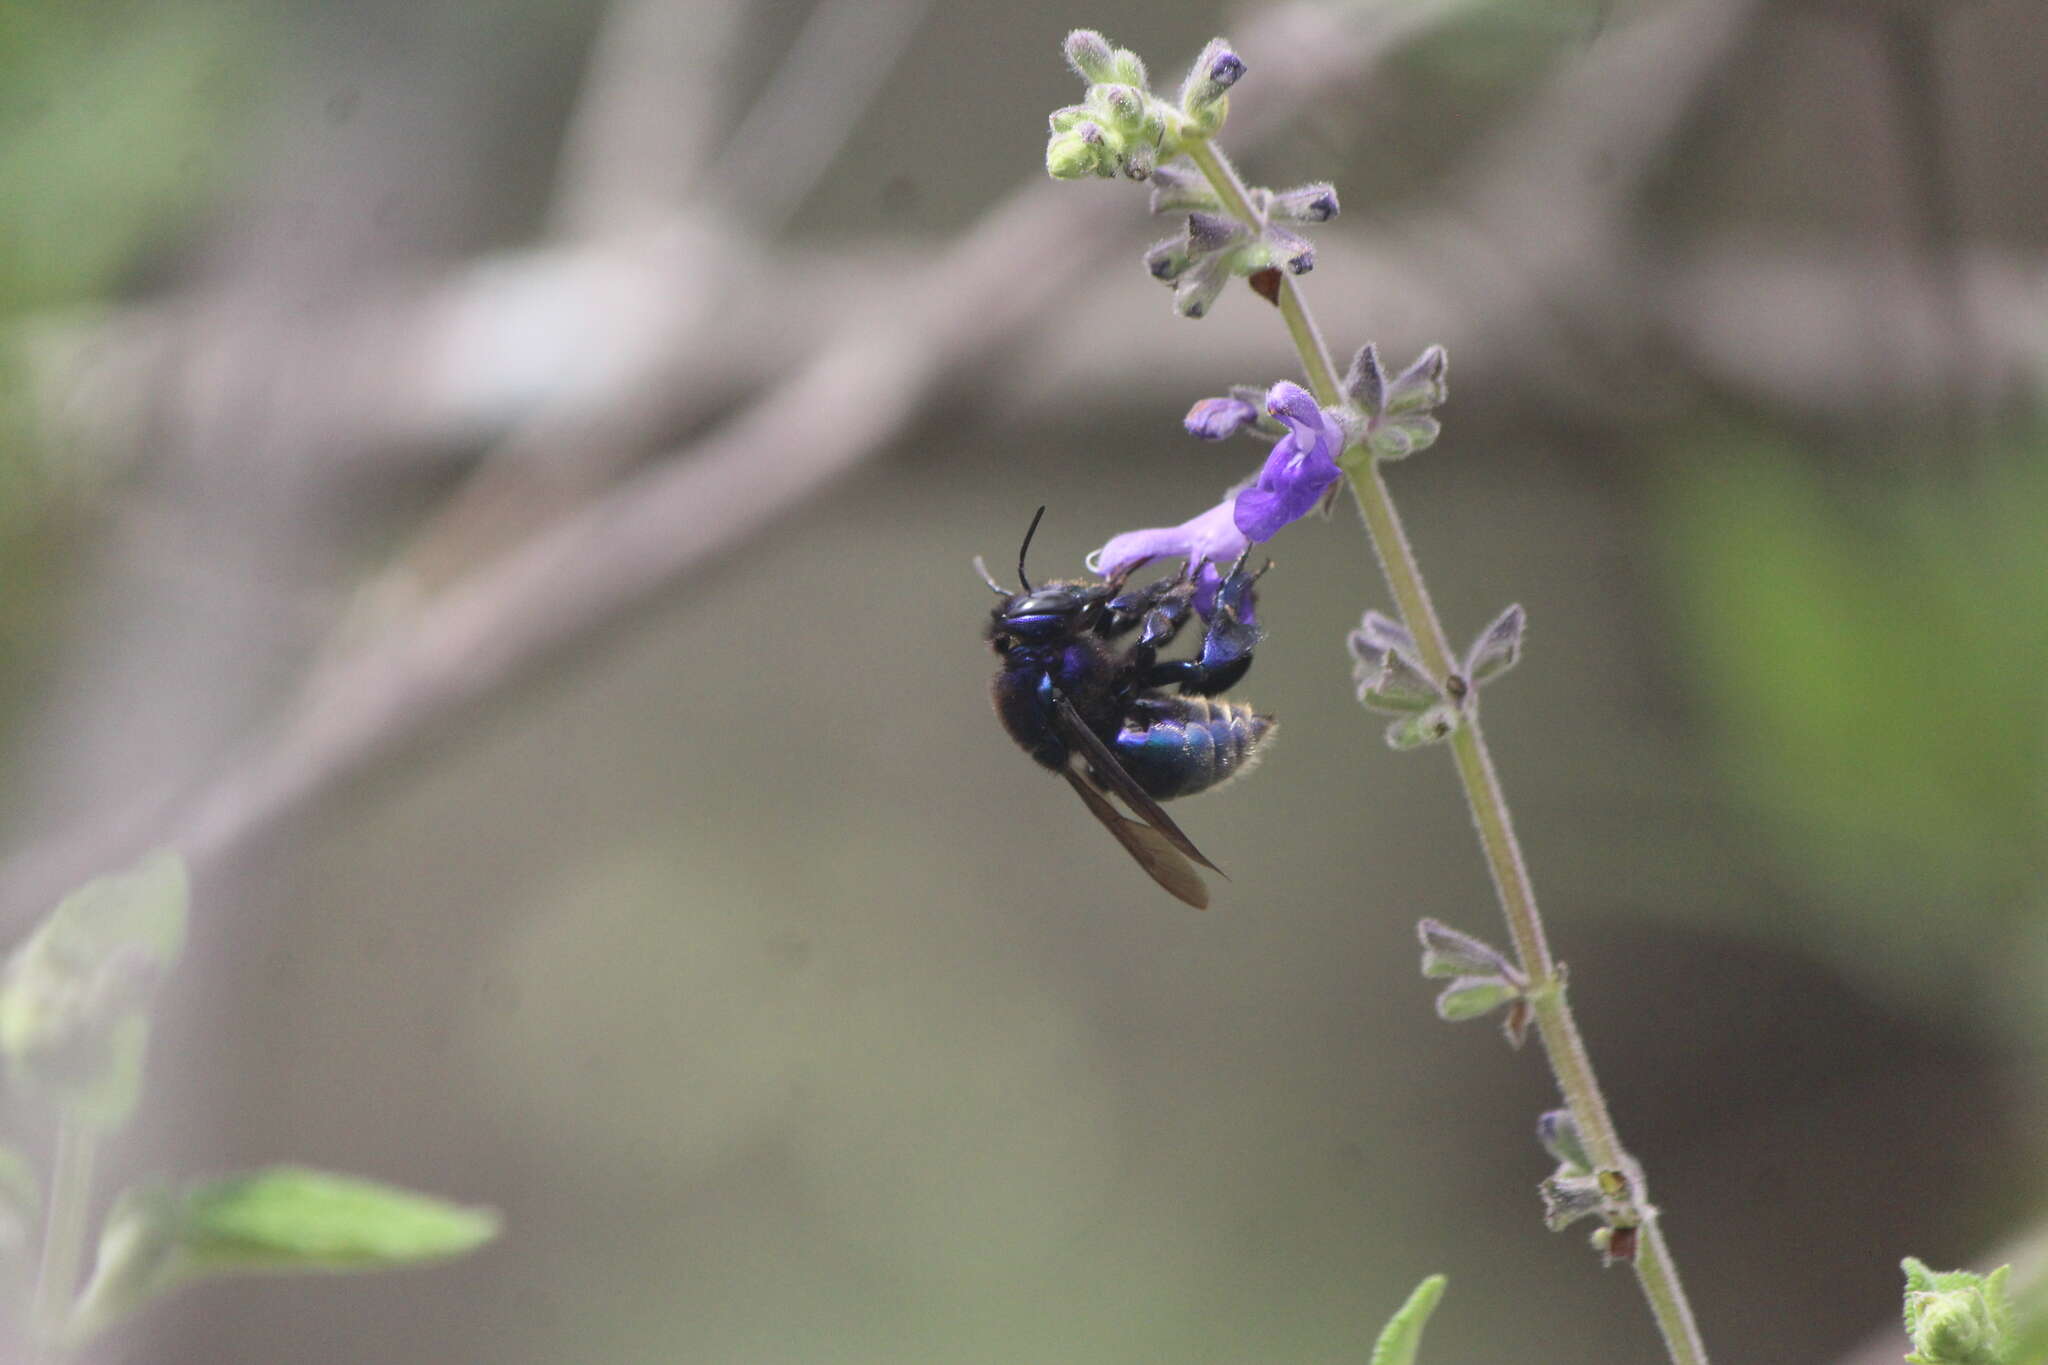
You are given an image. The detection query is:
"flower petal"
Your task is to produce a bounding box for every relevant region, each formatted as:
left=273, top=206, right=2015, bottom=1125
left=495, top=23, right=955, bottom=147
left=1232, top=390, right=1342, bottom=542
left=1087, top=499, right=1248, bottom=579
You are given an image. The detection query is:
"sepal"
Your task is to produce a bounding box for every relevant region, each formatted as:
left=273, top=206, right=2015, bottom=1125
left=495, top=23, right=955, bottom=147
left=1341, top=344, right=1450, bottom=462
left=1417, top=919, right=1516, bottom=979
left=1367, top=414, right=1440, bottom=460
left=1386, top=702, right=1459, bottom=750
left=1356, top=645, right=1442, bottom=714
left=1343, top=343, right=1386, bottom=412
left=1536, top=1108, right=1592, bottom=1174
left=1385, top=344, right=1448, bottom=415
left=1538, top=1173, right=1607, bottom=1231
left=1464, top=605, right=1526, bottom=686
left=1148, top=165, right=1218, bottom=215
left=1145, top=235, right=1192, bottom=282
left=1433, top=974, right=1520, bottom=1022
left=1172, top=252, right=1234, bottom=320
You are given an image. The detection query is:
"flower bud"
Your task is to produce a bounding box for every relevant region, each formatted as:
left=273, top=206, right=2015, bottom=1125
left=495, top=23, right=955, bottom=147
left=1179, top=38, right=1245, bottom=115
left=1901, top=1259, right=2015, bottom=1365
left=1184, top=395, right=1259, bottom=440
left=1109, top=47, right=1148, bottom=89
left=1093, top=83, right=1148, bottom=134
left=1263, top=224, right=1315, bottom=275
left=1269, top=181, right=1340, bottom=224
left=1046, top=128, right=1107, bottom=180
left=1185, top=211, right=1248, bottom=257
left=1064, top=30, right=1117, bottom=81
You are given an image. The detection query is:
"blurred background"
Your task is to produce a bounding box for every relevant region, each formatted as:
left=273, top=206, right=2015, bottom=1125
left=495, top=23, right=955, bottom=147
left=2, top=0, right=2045, bottom=1359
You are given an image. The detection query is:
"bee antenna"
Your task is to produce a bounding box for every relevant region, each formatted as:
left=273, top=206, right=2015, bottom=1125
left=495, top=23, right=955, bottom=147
left=972, top=555, right=1009, bottom=596
left=1017, top=505, right=1046, bottom=594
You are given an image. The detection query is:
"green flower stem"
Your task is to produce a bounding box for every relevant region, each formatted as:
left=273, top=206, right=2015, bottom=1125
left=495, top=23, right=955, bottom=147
left=31, top=1115, right=97, bottom=1355
left=1185, top=130, right=1710, bottom=1365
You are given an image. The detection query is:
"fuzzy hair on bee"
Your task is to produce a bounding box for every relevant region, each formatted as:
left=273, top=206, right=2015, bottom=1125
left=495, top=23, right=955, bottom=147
left=977, top=508, right=1276, bottom=908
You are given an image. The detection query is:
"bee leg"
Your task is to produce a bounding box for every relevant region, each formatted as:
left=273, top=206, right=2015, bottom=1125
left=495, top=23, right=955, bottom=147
left=1105, top=574, right=1195, bottom=646
left=1142, top=561, right=1264, bottom=697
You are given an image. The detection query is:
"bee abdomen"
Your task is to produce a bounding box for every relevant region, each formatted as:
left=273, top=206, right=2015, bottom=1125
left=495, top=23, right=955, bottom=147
left=1113, top=697, right=1276, bottom=801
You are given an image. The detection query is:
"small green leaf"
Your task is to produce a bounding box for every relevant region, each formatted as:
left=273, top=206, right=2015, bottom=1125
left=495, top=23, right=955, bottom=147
left=181, top=1167, right=500, bottom=1271
left=1370, top=1273, right=1446, bottom=1365
left=65, top=1170, right=499, bottom=1344
left=0, top=850, right=187, bottom=1127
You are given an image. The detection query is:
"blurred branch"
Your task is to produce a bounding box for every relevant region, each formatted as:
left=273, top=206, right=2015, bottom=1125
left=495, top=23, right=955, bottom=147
left=709, top=0, right=933, bottom=233
left=548, top=0, right=747, bottom=237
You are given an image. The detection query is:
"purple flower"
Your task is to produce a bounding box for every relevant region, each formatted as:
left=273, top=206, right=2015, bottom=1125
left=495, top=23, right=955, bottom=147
left=1184, top=395, right=1258, bottom=440
left=1232, top=382, right=1343, bottom=540
left=1087, top=497, right=1248, bottom=580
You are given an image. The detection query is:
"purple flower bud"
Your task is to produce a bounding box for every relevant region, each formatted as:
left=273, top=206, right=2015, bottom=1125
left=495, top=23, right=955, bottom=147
left=1186, top=211, right=1249, bottom=257
left=1264, top=224, right=1315, bottom=274
left=1184, top=395, right=1259, bottom=440
left=1231, top=382, right=1344, bottom=541
left=1087, top=498, right=1249, bottom=581
left=1180, top=38, right=1245, bottom=113
left=1269, top=181, right=1340, bottom=224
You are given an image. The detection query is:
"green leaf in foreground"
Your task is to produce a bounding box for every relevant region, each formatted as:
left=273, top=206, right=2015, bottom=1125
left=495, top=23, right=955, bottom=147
left=66, top=1168, right=499, bottom=1343
left=181, top=1167, right=500, bottom=1270
left=1370, top=1273, right=1446, bottom=1365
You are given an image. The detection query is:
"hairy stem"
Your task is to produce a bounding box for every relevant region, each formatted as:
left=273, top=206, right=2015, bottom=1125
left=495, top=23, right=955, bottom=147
left=31, top=1115, right=96, bottom=1356
left=1185, top=131, right=1710, bottom=1365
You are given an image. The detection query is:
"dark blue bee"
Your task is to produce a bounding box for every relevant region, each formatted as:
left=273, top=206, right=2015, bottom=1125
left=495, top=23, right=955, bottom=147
left=978, top=508, right=1275, bottom=908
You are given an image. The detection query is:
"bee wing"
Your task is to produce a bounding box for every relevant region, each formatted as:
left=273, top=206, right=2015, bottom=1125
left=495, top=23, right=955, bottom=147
left=1049, top=694, right=1221, bottom=874
left=1060, top=763, right=1210, bottom=910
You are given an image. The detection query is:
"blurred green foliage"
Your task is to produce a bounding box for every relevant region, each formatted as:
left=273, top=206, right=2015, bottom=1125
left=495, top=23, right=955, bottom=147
left=0, top=1, right=253, bottom=314
left=1657, top=430, right=2048, bottom=1014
